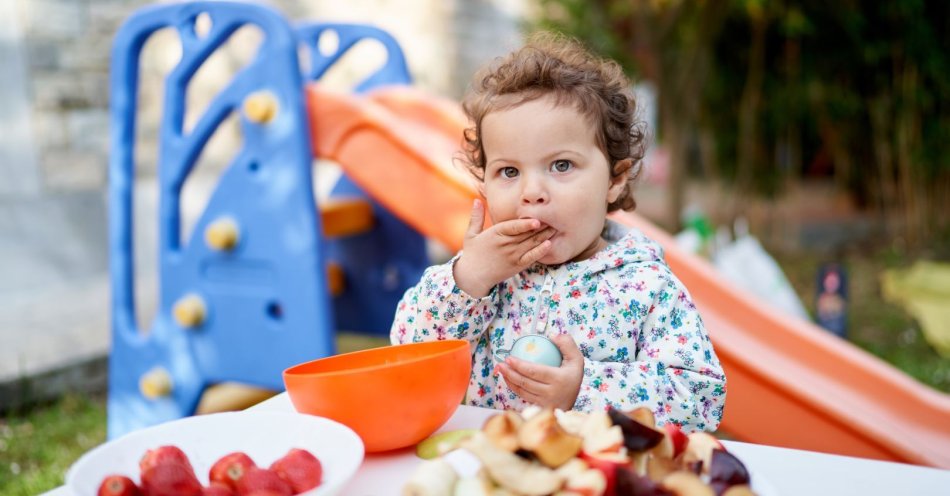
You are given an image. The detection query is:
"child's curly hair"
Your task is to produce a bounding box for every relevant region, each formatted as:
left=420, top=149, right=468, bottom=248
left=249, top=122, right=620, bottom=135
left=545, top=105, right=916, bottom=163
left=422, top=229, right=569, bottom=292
left=460, top=32, right=647, bottom=212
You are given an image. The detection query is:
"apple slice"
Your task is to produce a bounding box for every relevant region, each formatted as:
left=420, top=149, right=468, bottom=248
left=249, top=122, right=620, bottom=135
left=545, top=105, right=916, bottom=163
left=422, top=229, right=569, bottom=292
left=462, top=433, right=564, bottom=495
left=722, top=484, right=756, bottom=496
left=482, top=411, right=523, bottom=452
left=663, top=423, right=689, bottom=459
left=564, top=468, right=608, bottom=496
left=709, top=449, right=751, bottom=487
left=607, top=408, right=664, bottom=452
left=661, top=471, right=715, bottom=496
left=517, top=409, right=583, bottom=468
left=646, top=453, right=679, bottom=482
left=416, top=429, right=479, bottom=460
left=579, top=451, right=629, bottom=496
left=627, top=407, right=656, bottom=428
left=679, top=432, right=724, bottom=474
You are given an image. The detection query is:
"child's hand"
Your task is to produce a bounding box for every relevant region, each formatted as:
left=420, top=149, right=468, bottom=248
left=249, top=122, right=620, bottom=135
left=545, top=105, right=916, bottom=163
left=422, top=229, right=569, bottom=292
left=454, top=199, right=555, bottom=297
left=497, top=334, right=585, bottom=411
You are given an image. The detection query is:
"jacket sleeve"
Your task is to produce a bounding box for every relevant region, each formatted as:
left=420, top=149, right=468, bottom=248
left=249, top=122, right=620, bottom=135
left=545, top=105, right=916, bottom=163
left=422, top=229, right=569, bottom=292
left=572, top=270, right=726, bottom=433
left=390, top=255, right=499, bottom=346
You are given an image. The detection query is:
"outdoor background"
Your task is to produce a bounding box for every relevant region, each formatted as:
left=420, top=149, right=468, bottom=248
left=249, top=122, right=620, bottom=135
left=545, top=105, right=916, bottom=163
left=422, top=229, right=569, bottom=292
left=1, top=0, right=948, bottom=493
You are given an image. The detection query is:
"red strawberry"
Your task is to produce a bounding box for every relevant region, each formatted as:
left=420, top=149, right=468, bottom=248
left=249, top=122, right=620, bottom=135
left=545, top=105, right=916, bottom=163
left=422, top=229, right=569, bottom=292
left=202, top=482, right=236, bottom=496
left=141, top=462, right=203, bottom=496
left=269, top=448, right=323, bottom=493
left=234, top=467, right=292, bottom=496
left=209, top=452, right=257, bottom=489
left=139, top=445, right=194, bottom=474
left=97, top=475, right=141, bottom=496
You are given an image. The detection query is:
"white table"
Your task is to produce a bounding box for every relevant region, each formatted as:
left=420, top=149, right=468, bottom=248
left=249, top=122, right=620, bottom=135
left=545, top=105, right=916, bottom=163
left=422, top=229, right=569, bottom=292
left=47, top=392, right=950, bottom=495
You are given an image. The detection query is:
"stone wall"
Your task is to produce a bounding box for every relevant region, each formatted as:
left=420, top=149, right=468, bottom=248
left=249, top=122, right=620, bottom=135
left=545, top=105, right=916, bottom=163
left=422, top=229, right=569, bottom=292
left=0, top=0, right=533, bottom=393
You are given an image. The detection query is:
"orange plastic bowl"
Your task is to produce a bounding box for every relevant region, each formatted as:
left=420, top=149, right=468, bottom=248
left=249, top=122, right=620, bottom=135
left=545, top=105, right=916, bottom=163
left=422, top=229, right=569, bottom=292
left=283, top=340, right=471, bottom=453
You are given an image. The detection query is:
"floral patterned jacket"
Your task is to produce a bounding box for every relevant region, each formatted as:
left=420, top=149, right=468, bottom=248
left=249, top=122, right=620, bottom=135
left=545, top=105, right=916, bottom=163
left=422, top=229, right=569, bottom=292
left=390, top=222, right=726, bottom=432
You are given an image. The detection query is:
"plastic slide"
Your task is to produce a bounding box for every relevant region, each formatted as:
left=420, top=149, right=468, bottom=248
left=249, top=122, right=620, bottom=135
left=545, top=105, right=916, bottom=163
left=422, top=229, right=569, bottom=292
left=305, top=85, right=950, bottom=469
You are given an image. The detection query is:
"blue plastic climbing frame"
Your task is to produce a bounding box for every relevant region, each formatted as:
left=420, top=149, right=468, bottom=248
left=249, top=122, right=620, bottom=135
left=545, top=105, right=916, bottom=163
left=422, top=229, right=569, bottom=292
left=108, top=1, right=334, bottom=438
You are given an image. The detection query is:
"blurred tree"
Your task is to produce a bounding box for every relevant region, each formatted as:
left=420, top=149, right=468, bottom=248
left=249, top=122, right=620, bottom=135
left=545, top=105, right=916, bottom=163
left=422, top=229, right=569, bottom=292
left=537, top=0, right=729, bottom=230
left=536, top=0, right=950, bottom=247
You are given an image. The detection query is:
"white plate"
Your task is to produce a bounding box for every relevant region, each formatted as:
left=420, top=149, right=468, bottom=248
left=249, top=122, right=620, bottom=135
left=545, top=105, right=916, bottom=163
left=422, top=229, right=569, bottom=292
left=66, top=411, right=363, bottom=496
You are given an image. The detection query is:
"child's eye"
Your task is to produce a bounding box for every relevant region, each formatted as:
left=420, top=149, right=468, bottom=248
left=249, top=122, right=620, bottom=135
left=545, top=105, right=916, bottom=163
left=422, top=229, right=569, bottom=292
left=501, top=166, right=519, bottom=178
left=551, top=159, right=573, bottom=173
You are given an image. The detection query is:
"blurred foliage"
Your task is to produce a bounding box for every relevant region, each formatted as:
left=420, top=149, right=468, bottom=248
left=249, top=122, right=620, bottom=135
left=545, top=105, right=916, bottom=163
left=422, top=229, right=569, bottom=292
left=536, top=0, right=950, bottom=245
left=0, top=393, right=106, bottom=495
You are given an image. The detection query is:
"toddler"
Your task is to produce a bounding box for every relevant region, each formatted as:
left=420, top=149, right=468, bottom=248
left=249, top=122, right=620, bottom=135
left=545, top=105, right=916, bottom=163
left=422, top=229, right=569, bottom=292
left=390, top=33, right=725, bottom=432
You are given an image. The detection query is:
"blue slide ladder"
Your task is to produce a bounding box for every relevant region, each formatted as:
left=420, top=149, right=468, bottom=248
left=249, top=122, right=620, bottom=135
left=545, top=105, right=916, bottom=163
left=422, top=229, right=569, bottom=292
left=108, top=2, right=334, bottom=438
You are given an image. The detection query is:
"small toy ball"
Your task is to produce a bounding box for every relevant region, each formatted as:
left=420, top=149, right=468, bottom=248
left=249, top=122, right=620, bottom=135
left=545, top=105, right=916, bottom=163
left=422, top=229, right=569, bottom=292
left=497, top=335, right=563, bottom=367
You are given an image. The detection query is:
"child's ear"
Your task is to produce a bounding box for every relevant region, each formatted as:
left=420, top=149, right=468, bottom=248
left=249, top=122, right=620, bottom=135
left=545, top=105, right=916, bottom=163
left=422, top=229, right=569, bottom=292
left=607, top=159, right=632, bottom=203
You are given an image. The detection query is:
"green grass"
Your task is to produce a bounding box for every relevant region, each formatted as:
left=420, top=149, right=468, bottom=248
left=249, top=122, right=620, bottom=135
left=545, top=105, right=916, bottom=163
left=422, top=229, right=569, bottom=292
left=0, top=393, right=106, bottom=495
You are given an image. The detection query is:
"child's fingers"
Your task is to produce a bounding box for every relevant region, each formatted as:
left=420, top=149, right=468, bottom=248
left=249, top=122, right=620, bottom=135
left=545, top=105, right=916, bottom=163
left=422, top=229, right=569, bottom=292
left=465, top=199, right=486, bottom=240
left=499, top=362, right=542, bottom=397
left=506, top=357, right=553, bottom=384
left=508, top=225, right=556, bottom=244
left=518, top=239, right=552, bottom=266
left=494, top=218, right=542, bottom=237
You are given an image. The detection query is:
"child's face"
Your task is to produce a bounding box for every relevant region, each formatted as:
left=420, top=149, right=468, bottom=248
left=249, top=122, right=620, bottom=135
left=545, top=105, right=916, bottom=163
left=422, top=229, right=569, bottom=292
left=481, top=94, right=626, bottom=265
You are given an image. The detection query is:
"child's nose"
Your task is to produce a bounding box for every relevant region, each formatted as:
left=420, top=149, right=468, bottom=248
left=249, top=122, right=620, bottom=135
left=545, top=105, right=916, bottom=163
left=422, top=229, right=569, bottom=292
left=520, top=176, right=549, bottom=204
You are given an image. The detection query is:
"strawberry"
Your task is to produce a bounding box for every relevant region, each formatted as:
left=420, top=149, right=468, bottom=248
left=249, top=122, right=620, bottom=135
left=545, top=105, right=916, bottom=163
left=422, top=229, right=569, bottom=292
left=139, top=445, right=194, bottom=474
left=235, top=467, right=293, bottom=496
left=269, top=448, right=323, bottom=493
left=141, top=462, right=203, bottom=496
left=209, top=452, right=257, bottom=490
left=202, top=482, right=236, bottom=496
left=97, top=475, right=141, bottom=496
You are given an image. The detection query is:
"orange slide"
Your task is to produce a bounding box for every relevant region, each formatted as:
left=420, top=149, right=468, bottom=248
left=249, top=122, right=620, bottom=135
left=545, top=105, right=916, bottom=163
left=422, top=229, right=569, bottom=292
left=305, top=85, right=950, bottom=468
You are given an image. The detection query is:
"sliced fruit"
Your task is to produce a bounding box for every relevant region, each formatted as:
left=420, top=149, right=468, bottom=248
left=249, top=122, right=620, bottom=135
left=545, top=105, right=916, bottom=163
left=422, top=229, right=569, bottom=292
left=563, top=468, right=608, bottom=496
left=661, top=471, right=715, bottom=496
left=709, top=449, right=751, bottom=487
left=579, top=411, right=624, bottom=454
left=462, top=432, right=564, bottom=496
left=646, top=453, right=679, bottom=482
left=663, top=423, right=689, bottom=458
left=403, top=458, right=459, bottom=496
left=579, top=450, right=629, bottom=496
left=615, top=465, right=668, bottom=496
left=722, top=484, right=756, bottom=496
left=482, top=411, right=523, bottom=452
left=416, top=429, right=480, bottom=460
left=517, top=409, right=583, bottom=468
left=679, top=432, right=725, bottom=474
left=627, top=407, right=656, bottom=428
left=607, top=408, right=664, bottom=452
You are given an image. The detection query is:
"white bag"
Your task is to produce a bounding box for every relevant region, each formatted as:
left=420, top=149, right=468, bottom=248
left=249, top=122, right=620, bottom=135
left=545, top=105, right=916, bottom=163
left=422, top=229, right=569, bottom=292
left=713, top=234, right=810, bottom=321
